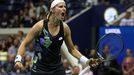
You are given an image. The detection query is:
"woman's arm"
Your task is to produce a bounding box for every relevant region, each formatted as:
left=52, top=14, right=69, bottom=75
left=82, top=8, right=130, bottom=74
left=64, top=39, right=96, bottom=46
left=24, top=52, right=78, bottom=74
left=15, top=20, right=43, bottom=61
left=63, top=23, right=92, bottom=66
left=63, top=23, right=99, bottom=68
left=63, top=23, right=82, bottom=59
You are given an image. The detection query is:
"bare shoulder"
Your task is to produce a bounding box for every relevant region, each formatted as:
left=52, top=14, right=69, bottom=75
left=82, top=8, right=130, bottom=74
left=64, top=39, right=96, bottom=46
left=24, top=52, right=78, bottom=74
left=63, top=22, right=71, bottom=36
left=28, top=20, right=44, bottom=37
left=32, top=20, right=44, bottom=29
left=63, top=22, right=70, bottom=30
left=31, top=20, right=44, bottom=33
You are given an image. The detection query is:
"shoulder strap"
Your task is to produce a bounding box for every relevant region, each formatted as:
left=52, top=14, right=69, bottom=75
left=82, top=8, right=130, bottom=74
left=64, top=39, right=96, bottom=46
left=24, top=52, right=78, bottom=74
left=43, top=19, right=49, bottom=30
left=59, top=21, right=64, bottom=38
left=42, top=19, right=49, bottom=36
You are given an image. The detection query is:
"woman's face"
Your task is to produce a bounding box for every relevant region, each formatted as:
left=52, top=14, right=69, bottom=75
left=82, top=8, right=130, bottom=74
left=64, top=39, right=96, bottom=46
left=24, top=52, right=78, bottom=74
left=52, top=2, right=66, bottom=21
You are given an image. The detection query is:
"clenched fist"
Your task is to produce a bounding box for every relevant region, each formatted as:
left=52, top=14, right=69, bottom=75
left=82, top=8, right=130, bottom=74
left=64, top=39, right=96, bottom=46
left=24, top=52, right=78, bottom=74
left=14, top=62, right=24, bottom=70
left=87, top=58, right=99, bottom=67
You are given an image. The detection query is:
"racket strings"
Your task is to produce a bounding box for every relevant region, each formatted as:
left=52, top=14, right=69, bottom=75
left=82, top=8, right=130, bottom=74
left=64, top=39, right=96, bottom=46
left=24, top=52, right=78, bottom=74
left=97, top=33, right=124, bottom=62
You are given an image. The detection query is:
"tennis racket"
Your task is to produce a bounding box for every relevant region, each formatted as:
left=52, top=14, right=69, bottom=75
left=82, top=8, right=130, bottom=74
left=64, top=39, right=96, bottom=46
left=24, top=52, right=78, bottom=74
left=95, top=33, right=124, bottom=63
left=79, top=33, right=124, bottom=75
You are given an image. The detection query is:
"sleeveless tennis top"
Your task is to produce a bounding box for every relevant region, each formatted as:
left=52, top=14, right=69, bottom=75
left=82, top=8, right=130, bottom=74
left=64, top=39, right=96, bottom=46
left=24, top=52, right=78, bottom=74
left=32, top=20, right=64, bottom=71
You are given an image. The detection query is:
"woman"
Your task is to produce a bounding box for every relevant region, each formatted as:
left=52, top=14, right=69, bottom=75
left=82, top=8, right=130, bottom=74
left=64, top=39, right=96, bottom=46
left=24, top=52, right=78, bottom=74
left=14, top=0, right=97, bottom=75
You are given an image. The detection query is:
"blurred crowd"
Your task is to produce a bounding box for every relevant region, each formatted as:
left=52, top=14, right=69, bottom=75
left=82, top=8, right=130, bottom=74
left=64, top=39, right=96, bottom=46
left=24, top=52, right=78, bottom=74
left=0, top=0, right=134, bottom=28
left=0, top=0, right=90, bottom=28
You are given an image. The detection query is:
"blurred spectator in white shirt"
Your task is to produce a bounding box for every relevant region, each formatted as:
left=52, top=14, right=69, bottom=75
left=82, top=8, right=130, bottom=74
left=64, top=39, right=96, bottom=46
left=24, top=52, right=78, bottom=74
left=131, top=6, right=134, bottom=19
left=119, top=11, right=134, bottom=26
left=63, top=59, right=72, bottom=75
left=72, top=66, right=80, bottom=75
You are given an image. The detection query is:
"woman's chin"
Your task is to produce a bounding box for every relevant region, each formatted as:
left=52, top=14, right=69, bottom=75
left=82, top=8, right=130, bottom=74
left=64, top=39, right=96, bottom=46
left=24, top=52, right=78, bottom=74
left=61, top=17, right=65, bottom=21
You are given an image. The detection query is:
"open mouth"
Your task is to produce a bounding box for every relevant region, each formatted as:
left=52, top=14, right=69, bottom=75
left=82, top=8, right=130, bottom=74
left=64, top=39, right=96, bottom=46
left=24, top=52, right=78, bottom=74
left=61, top=12, right=65, bottom=17
left=60, top=12, right=65, bottom=20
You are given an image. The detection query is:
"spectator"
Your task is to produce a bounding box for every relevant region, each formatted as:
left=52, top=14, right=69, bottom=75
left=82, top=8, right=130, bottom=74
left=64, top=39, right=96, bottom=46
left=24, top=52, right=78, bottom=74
left=8, top=15, right=20, bottom=27
left=3, top=54, right=16, bottom=74
left=24, top=55, right=32, bottom=72
left=0, top=42, right=8, bottom=66
left=131, top=6, right=134, bottom=19
left=27, top=1, right=36, bottom=18
left=85, top=0, right=93, bottom=7
left=25, top=1, right=38, bottom=26
left=63, top=59, right=72, bottom=75
left=119, top=11, right=134, bottom=26
left=25, top=41, right=35, bottom=59
left=8, top=38, right=20, bottom=57
left=6, top=35, right=14, bottom=47
left=37, top=7, right=47, bottom=20
left=18, top=9, right=25, bottom=24
left=0, top=42, right=8, bottom=52
left=0, top=0, right=87, bottom=28
left=17, top=30, right=25, bottom=43
left=8, top=15, right=17, bottom=28
left=122, top=57, right=134, bottom=75
left=21, top=7, right=33, bottom=27
left=126, top=48, right=133, bottom=57
left=35, top=0, right=48, bottom=19
left=72, top=66, right=80, bottom=75
left=0, top=13, right=9, bottom=28
left=87, top=49, right=98, bottom=59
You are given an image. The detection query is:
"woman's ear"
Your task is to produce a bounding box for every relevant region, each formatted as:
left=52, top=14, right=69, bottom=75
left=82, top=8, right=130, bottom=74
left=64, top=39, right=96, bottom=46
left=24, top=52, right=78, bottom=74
left=50, top=8, right=55, bottom=14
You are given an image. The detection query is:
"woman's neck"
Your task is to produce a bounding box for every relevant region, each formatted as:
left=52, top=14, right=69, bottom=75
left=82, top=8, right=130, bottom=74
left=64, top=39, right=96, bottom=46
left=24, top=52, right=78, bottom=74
left=48, top=15, right=61, bottom=26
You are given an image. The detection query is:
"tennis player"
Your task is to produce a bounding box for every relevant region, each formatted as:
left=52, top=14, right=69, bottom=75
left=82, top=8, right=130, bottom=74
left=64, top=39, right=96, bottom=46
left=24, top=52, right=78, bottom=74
left=14, top=0, right=98, bottom=75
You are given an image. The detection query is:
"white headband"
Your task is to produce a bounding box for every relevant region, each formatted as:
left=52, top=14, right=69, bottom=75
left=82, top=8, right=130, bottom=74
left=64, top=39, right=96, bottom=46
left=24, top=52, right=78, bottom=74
left=50, top=0, right=65, bottom=9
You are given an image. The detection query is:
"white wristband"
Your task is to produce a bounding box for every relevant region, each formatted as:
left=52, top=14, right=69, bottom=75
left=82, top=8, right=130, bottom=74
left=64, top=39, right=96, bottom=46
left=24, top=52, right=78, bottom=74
left=15, top=55, right=22, bottom=63
left=79, top=56, right=88, bottom=65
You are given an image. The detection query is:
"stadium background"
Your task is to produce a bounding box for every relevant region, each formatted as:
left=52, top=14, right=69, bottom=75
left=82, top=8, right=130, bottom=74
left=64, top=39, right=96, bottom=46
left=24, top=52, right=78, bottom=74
left=0, top=0, right=134, bottom=75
